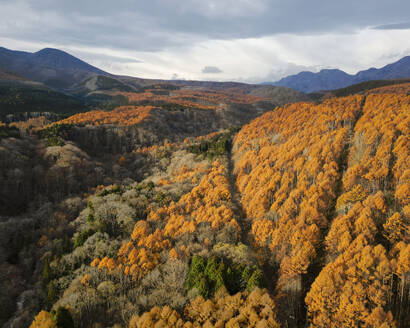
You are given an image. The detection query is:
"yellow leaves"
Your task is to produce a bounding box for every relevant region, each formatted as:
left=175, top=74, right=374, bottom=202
left=58, top=106, right=154, bottom=126
left=364, top=306, right=396, bottom=328
left=95, top=161, right=237, bottom=281
left=81, top=274, right=92, bottom=286
left=343, top=164, right=363, bottom=191
left=354, top=210, right=377, bottom=242
left=307, top=241, right=394, bottom=328
left=30, top=311, right=57, bottom=328
left=390, top=242, right=410, bottom=276
left=336, top=185, right=366, bottom=212
left=129, top=305, right=184, bottom=328
left=90, top=258, right=100, bottom=267
left=395, top=183, right=409, bottom=205
left=97, top=257, right=118, bottom=272
left=251, top=219, right=274, bottom=247
left=169, top=248, right=178, bottom=260
left=383, top=213, right=409, bottom=245
left=286, top=240, right=316, bottom=275
left=106, top=258, right=117, bottom=271
left=131, top=220, right=150, bottom=241
left=118, top=241, right=133, bottom=259
left=182, top=289, right=280, bottom=328
left=233, top=97, right=368, bottom=291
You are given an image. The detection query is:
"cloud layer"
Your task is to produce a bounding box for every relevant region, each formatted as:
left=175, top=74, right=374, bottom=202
left=1, top=0, right=410, bottom=82
left=202, top=66, right=223, bottom=74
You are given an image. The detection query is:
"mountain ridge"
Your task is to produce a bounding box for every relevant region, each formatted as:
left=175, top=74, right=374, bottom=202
left=0, top=46, right=110, bottom=89
left=266, top=55, right=410, bottom=92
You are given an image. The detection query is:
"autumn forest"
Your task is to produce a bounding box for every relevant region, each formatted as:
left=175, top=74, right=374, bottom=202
left=0, top=79, right=409, bottom=328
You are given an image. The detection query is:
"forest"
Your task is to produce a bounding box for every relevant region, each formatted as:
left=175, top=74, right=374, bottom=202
left=0, top=83, right=408, bottom=328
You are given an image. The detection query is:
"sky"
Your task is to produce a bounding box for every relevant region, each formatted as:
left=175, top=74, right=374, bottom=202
left=0, top=0, right=410, bottom=83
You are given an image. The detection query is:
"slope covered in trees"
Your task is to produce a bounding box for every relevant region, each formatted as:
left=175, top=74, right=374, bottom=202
left=0, top=84, right=408, bottom=328
left=233, top=93, right=409, bottom=327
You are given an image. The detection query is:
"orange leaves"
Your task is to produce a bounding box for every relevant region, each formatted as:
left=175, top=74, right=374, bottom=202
left=395, top=183, right=409, bottom=205
left=90, top=258, right=100, bottom=267
left=312, top=92, right=409, bottom=326
left=94, top=160, right=238, bottom=281
left=97, top=257, right=118, bottom=272
left=350, top=94, right=410, bottom=192
left=120, top=87, right=265, bottom=115
left=364, top=82, right=410, bottom=96
left=383, top=213, right=409, bottom=244
left=129, top=305, right=183, bottom=328
left=161, top=160, right=240, bottom=238
left=57, top=106, right=154, bottom=126
left=181, top=288, right=280, bottom=328
left=251, top=219, right=274, bottom=248
left=117, top=225, right=169, bottom=279
left=306, top=243, right=393, bottom=328
left=131, top=220, right=151, bottom=241
left=80, top=274, right=92, bottom=286
left=390, top=242, right=410, bottom=276
left=336, top=184, right=366, bottom=212
left=169, top=248, right=178, bottom=260
left=118, top=245, right=160, bottom=280
left=29, top=311, right=57, bottom=328
left=232, top=92, right=408, bottom=326
left=233, top=96, right=364, bottom=284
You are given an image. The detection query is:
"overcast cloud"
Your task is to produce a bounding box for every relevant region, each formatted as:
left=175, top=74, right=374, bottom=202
left=0, top=0, right=409, bottom=82
left=202, top=66, right=223, bottom=74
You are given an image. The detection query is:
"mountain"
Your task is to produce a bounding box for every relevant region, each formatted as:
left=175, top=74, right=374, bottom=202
left=0, top=46, right=307, bottom=119
left=268, top=69, right=352, bottom=93
left=1, top=90, right=408, bottom=328
left=267, top=56, right=410, bottom=93
left=354, top=56, right=410, bottom=81
left=0, top=47, right=109, bottom=89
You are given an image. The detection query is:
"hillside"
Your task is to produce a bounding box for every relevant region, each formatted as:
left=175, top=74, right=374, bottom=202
left=0, top=82, right=408, bottom=328
left=0, top=46, right=306, bottom=120
left=0, top=68, right=24, bottom=81
left=0, top=82, right=88, bottom=121
left=310, top=78, right=410, bottom=99
left=267, top=56, right=410, bottom=92
left=233, top=93, right=409, bottom=327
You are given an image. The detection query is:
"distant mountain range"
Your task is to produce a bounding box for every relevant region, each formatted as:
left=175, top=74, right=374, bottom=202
left=0, top=47, right=109, bottom=89
left=265, top=56, right=410, bottom=93
left=0, top=46, right=307, bottom=99
left=2, top=46, right=409, bottom=97
left=0, top=46, right=309, bottom=120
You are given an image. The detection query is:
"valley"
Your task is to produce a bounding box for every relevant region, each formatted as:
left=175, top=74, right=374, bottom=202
left=0, top=47, right=408, bottom=328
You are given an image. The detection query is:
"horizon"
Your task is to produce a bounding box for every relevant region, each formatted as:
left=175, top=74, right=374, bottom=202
left=1, top=1, right=410, bottom=83
left=0, top=45, right=410, bottom=84
left=2, top=44, right=410, bottom=85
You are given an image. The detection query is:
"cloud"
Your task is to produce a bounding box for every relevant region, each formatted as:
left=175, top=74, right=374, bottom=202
left=202, top=66, right=223, bottom=74
left=373, top=22, right=410, bottom=30
left=72, top=51, right=143, bottom=64
left=1, top=0, right=410, bottom=52
left=0, top=1, right=409, bottom=82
